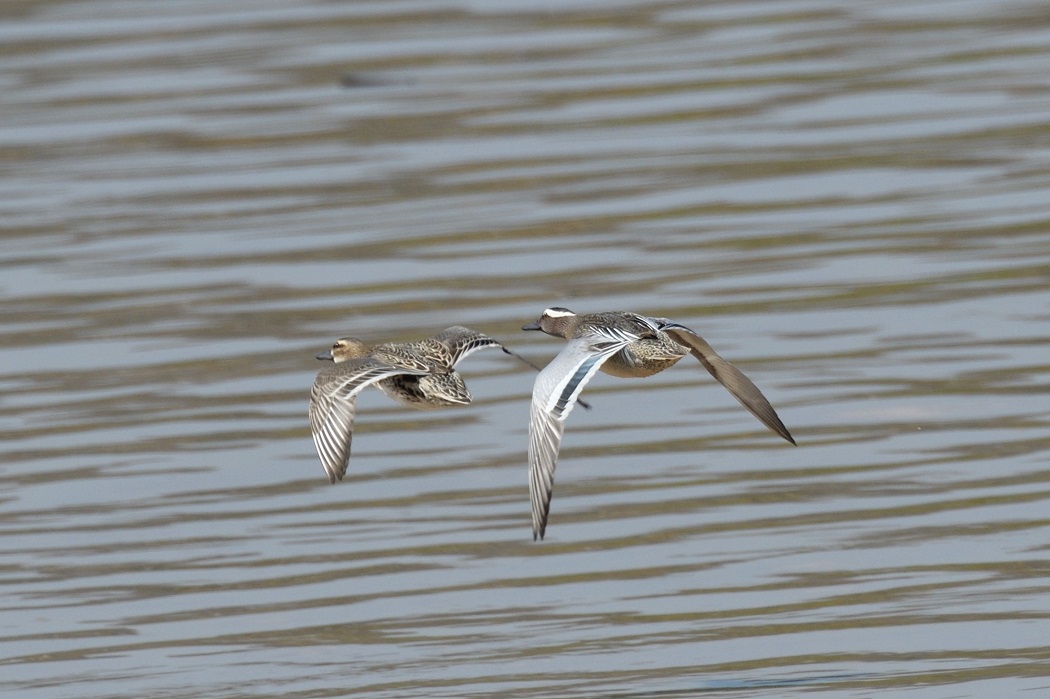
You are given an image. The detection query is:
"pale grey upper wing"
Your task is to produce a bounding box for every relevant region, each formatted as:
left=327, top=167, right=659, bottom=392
left=528, top=329, right=638, bottom=540
left=660, top=324, right=795, bottom=445
left=309, top=358, right=429, bottom=483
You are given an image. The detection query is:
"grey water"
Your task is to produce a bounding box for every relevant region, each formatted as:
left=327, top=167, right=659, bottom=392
left=3, top=0, right=1050, bottom=697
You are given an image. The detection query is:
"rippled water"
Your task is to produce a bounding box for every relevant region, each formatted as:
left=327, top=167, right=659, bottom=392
left=3, top=0, right=1050, bottom=697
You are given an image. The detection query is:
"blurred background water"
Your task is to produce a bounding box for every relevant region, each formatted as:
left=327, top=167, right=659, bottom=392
left=2, top=0, right=1050, bottom=697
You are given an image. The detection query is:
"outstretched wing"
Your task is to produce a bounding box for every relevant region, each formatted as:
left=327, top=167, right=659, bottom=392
left=660, top=323, right=795, bottom=446
left=528, top=328, right=639, bottom=540
left=309, top=358, right=429, bottom=483
left=432, top=326, right=504, bottom=366
left=433, top=325, right=544, bottom=373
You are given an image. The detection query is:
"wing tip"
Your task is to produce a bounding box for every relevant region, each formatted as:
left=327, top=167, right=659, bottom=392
left=766, top=415, right=796, bottom=446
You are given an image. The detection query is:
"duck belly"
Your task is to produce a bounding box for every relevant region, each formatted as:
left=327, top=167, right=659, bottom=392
left=377, top=373, right=472, bottom=408
left=600, top=339, right=685, bottom=378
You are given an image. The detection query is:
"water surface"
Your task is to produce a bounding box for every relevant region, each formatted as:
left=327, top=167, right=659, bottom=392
left=3, top=0, right=1050, bottom=697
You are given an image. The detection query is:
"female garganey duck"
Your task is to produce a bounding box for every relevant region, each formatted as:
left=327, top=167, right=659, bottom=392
left=522, top=307, right=795, bottom=540
left=310, top=326, right=537, bottom=484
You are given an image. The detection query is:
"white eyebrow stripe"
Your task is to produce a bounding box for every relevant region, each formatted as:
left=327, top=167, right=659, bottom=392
left=543, top=308, right=576, bottom=318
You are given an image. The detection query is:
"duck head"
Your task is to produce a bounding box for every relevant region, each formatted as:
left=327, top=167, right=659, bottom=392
left=522, top=307, right=577, bottom=338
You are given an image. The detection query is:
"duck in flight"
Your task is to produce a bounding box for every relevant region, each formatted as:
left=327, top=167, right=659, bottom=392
left=523, top=308, right=795, bottom=540
left=310, top=326, right=538, bottom=484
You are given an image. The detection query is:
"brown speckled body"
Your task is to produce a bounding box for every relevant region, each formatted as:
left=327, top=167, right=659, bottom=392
left=600, top=333, right=686, bottom=378
left=311, top=325, right=535, bottom=484
left=323, top=333, right=476, bottom=408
